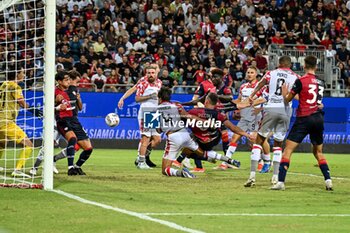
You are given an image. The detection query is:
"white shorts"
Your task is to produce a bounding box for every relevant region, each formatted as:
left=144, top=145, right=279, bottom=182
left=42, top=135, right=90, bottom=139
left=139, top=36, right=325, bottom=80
left=139, top=119, right=161, bottom=138
left=237, top=113, right=262, bottom=133
left=163, top=130, right=199, bottom=161
left=258, top=111, right=290, bottom=142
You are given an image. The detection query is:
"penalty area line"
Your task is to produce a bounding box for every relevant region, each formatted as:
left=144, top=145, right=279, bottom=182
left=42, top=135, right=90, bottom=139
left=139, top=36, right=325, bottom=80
left=144, top=213, right=350, bottom=217
left=51, top=189, right=204, bottom=233
left=289, top=172, right=350, bottom=181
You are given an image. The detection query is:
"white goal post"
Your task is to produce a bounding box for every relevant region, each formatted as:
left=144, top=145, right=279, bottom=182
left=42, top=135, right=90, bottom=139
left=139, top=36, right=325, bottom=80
left=0, top=0, right=56, bottom=190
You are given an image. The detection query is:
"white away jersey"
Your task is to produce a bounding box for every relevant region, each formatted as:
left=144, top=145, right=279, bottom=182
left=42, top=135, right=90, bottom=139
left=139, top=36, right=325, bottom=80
left=136, top=78, right=162, bottom=119
left=239, top=81, right=259, bottom=122
left=263, top=68, right=299, bottom=115
left=157, top=101, right=186, bottom=133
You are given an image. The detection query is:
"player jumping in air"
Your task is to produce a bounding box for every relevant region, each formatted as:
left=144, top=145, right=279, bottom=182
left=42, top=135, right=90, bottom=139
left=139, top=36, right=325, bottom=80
left=0, top=69, right=42, bottom=178
left=244, top=56, right=299, bottom=187
left=271, top=55, right=332, bottom=191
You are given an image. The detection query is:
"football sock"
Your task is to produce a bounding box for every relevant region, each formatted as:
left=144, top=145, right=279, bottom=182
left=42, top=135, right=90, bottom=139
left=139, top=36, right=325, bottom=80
left=278, top=158, right=290, bottom=182
left=76, top=148, right=93, bottom=167
left=138, top=155, right=145, bottom=163
left=66, top=137, right=77, bottom=167
left=225, top=142, right=237, bottom=158
left=16, top=146, right=33, bottom=170
left=194, top=159, right=203, bottom=169
left=262, top=153, right=271, bottom=165
left=54, top=148, right=67, bottom=162
left=164, top=167, right=182, bottom=177
left=176, top=153, right=186, bottom=163
left=250, top=144, right=262, bottom=179
left=318, top=159, right=331, bottom=180
left=272, top=147, right=282, bottom=176
left=222, top=131, right=229, bottom=154
left=145, top=143, right=152, bottom=157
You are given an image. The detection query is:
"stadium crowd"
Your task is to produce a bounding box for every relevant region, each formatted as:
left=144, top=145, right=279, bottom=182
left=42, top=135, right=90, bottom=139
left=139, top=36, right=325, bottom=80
left=1, top=0, right=350, bottom=93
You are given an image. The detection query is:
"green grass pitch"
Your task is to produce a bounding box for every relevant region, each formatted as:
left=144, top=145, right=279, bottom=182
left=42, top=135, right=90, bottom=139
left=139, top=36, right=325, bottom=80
left=1, top=149, right=350, bottom=233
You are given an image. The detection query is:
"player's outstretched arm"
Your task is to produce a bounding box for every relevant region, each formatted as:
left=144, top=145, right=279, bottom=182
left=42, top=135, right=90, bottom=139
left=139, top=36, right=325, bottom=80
left=18, top=99, right=43, bottom=118
left=249, top=78, right=267, bottom=101
left=182, top=93, right=207, bottom=106
left=118, top=85, right=137, bottom=109
left=224, top=120, right=255, bottom=141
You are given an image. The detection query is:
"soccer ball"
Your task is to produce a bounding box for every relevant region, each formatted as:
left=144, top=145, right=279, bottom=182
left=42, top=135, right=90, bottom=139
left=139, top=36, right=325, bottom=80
left=105, top=113, right=120, bottom=127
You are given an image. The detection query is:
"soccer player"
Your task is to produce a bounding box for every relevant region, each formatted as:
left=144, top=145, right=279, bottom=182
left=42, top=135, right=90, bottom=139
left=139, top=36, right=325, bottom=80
left=30, top=70, right=87, bottom=175
left=0, top=69, right=42, bottom=177
left=182, top=93, right=255, bottom=163
left=157, top=88, right=246, bottom=178
left=271, top=55, right=332, bottom=191
left=118, top=63, right=160, bottom=167
left=135, top=66, right=162, bottom=169
left=55, top=71, right=91, bottom=175
left=220, top=66, right=270, bottom=171
left=244, top=56, right=299, bottom=187
left=175, top=68, right=234, bottom=172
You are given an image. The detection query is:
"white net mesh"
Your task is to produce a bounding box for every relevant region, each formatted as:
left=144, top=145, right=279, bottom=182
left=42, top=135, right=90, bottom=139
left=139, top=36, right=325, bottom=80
left=0, top=0, right=45, bottom=188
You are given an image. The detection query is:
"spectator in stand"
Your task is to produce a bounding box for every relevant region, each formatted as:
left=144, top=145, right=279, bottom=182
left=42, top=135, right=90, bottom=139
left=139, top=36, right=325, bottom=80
left=85, top=46, right=99, bottom=64
left=105, top=69, right=119, bottom=90
left=116, top=55, right=130, bottom=76
left=223, top=66, right=233, bottom=90
left=118, top=67, right=135, bottom=92
left=79, top=73, right=91, bottom=88
left=200, top=16, right=214, bottom=38
left=215, top=17, right=228, bottom=35
left=284, top=31, right=297, bottom=46
left=254, top=50, right=268, bottom=73
left=101, top=58, right=117, bottom=77
left=242, top=0, right=255, bottom=19
left=248, top=40, right=261, bottom=58
left=336, top=43, right=350, bottom=63
left=99, top=47, right=113, bottom=62
left=304, top=32, right=320, bottom=46
left=238, top=20, right=250, bottom=38
left=91, top=67, right=107, bottom=92
left=93, top=35, right=106, bottom=53
left=69, top=35, right=81, bottom=62
left=193, top=64, right=206, bottom=85
left=58, top=44, right=73, bottom=70
left=147, top=3, right=162, bottom=24
left=220, top=31, right=232, bottom=49
left=159, top=69, right=175, bottom=88
left=232, top=63, right=245, bottom=92
left=216, top=48, right=227, bottom=69
left=74, top=55, right=90, bottom=76
left=211, top=36, right=225, bottom=57
left=187, top=16, right=200, bottom=34
left=338, top=62, right=350, bottom=91
left=271, top=31, right=284, bottom=46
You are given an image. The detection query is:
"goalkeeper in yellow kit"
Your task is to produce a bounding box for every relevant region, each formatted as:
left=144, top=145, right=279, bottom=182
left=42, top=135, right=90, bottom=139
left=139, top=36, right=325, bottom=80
left=0, top=69, right=42, bottom=178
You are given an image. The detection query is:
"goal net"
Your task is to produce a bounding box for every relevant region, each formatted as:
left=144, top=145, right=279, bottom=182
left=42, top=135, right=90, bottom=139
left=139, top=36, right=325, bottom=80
left=0, top=0, right=55, bottom=189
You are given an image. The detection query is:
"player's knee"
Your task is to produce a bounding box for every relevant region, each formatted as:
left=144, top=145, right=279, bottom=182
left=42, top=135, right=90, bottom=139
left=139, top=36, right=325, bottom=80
left=152, top=137, right=161, bottom=146
left=68, top=137, right=77, bottom=148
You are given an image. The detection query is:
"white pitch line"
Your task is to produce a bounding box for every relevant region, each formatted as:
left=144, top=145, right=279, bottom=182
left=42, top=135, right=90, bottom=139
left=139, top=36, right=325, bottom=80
left=52, top=189, right=204, bottom=233
left=144, top=213, right=350, bottom=217
left=289, top=172, right=350, bottom=181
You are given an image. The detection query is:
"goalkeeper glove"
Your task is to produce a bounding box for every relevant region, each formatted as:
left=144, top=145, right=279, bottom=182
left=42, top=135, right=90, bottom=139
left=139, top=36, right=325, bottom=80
left=28, top=108, right=43, bottom=118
